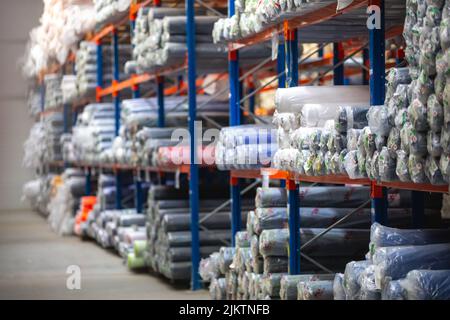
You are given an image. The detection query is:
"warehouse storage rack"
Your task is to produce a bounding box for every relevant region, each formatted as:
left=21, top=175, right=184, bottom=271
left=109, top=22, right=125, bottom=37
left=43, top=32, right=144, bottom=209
left=36, top=0, right=450, bottom=292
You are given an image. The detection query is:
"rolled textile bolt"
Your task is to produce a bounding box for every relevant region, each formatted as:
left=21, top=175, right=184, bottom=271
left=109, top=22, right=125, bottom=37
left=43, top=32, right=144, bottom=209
left=235, top=231, right=251, bottom=248
left=386, top=68, right=412, bottom=101
left=441, top=127, right=450, bottom=153
left=199, top=252, right=221, bottom=282
left=357, top=150, right=367, bottom=178
left=133, top=240, right=147, bottom=257
left=335, top=105, right=370, bottom=133
left=396, top=150, right=412, bottom=182
left=347, top=128, right=362, bottom=151
left=427, top=131, right=443, bottom=157
left=252, top=256, right=264, bottom=275
left=378, top=147, right=398, bottom=182
left=236, top=247, right=252, bottom=274
left=408, top=99, right=429, bottom=132
left=372, top=243, right=450, bottom=290
left=261, top=273, right=285, bottom=298
left=299, top=280, right=334, bottom=300
left=127, top=252, right=146, bottom=270
left=368, top=106, right=391, bottom=137
left=162, top=230, right=231, bottom=247
left=427, top=94, right=444, bottom=132
left=343, top=260, right=371, bottom=300
left=441, top=17, right=450, bottom=50
left=400, top=269, right=450, bottom=300
left=387, top=128, right=401, bottom=158
left=439, top=153, right=450, bottom=182
left=263, top=256, right=288, bottom=275
left=395, top=108, right=410, bottom=129
left=209, top=278, right=227, bottom=300
left=408, top=154, right=428, bottom=183
left=425, top=155, right=447, bottom=185
left=247, top=211, right=256, bottom=236
left=360, top=126, right=376, bottom=158
left=281, top=275, right=315, bottom=300
left=333, top=273, right=346, bottom=300
left=250, top=235, right=260, bottom=259
left=219, top=247, right=236, bottom=275
left=408, top=126, right=428, bottom=157
left=167, top=246, right=220, bottom=263
left=358, top=264, right=381, bottom=300
left=382, top=279, right=407, bottom=300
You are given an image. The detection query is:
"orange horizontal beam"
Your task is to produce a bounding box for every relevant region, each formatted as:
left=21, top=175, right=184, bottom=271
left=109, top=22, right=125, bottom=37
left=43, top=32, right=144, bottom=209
left=90, top=24, right=116, bottom=44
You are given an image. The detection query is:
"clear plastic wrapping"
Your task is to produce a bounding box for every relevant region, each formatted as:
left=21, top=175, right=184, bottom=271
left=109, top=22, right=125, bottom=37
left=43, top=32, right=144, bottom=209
left=387, top=128, right=401, bottom=158
left=427, top=131, right=443, bottom=157
left=408, top=154, right=429, bottom=183
left=427, top=94, right=444, bottom=132
left=359, top=264, right=381, bottom=300
left=408, top=99, right=429, bottom=132
left=426, top=155, right=447, bottom=184
left=200, top=252, right=221, bottom=281
left=343, top=260, right=371, bottom=300
left=396, top=150, right=412, bottom=182
left=299, top=280, right=334, bottom=301
left=367, top=106, right=392, bottom=137
left=378, top=147, right=398, bottom=182
left=372, top=243, right=450, bottom=289
left=382, top=279, right=407, bottom=300
left=400, top=269, right=450, bottom=300
left=333, top=273, right=346, bottom=300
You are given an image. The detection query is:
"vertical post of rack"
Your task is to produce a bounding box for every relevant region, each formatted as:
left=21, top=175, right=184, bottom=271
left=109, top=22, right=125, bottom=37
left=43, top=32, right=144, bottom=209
left=333, top=43, right=344, bottom=85
left=228, top=1, right=241, bottom=246
left=278, top=39, right=286, bottom=189
left=112, top=28, right=122, bottom=210
left=157, top=76, right=165, bottom=127
left=362, top=48, right=369, bottom=85
left=186, top=0, right=200, bottom=291
left=285, top=24, right=300, bottom=275
left=369, top=0, right=388, bottom=224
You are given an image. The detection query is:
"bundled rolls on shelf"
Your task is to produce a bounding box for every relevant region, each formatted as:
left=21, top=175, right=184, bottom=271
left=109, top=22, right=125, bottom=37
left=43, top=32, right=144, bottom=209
left=21, top=0, right=95, bottom=79
left=128, top=9, right=272, bottom=74
left=390, top=269, right=450, bottom=300
left=44, top=74, right=63, bottom=110
left=211, top=0, right=334, bottom=42
left=75, top=41, right=132, bottom=100
left=215, top=125, right=278, bottom=170
left=272, top=86, right=370, bottom=176
left=372, top=243, right=450, bottom=289
left=94, top=0, right=131, bottom=26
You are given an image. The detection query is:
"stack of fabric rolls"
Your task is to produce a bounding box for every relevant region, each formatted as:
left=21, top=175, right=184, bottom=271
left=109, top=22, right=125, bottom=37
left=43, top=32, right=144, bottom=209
left=271, top=86, right=370, bottom=176
left=334, top=222, right=450, bottom=300
left=44, top=74, right=63, bottom=110
left=126, top=8, right=272, bottom=74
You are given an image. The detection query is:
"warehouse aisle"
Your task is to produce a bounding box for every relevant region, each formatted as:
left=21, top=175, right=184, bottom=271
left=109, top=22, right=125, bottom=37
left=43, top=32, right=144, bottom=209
left=0, top=210, right=208, bottom=300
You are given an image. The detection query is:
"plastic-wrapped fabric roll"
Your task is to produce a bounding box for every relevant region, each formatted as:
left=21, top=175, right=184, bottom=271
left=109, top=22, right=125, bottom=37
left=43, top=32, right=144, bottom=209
left=388, top=84, right=409, bottom=123
left=401, top=269, right=450, bottom=300
left=167, top=246, right=220, bottom=263
left=200, top=252, right=221, bottom=281
left=427, top=94, right=444, bottom=132
left=160, top=261, right=191, bottom=280
left=226, top=271, right=238, bottom=300
left=382, top=279, right=407, bottom=300
left=343, top=260, right=371, bottom=300
left=440, top=153, right=450, bottom=182
left=441, top=127, right=450, bottom=153
left=133, top=240, right=147, bottom=257
left=219, top=247, right=235, bottom=275
left=372, top=243, right=450, bottom=289
left=395, top=108, right=410, bottom=129
left=255, top=187, right=287, bottom=208
left=427, top=131, right=443, bottom=157
left=411, top=71, right=434, bottom=105
left=387, top=128, right=401, bottom=158
left=408, top=154, right=429, bottom=183
left=263, top=256, right=288, bottom=274
left=408, top=126, right=428, bottom=157
left=347, top=129, right=362, bottom=151
left=275, top=86, right=370, bottom=114
left=209, top=278, right=227, bottom=300
left=441, top=16, right=450, bottom=50
left=378, top=147, right=397, bottom=182
left=359, top=264, right=381, bottom=300
left=161, top=212, right=236, bottom=232
left=360, top=127, right=376, bottom=158
left=386, top=68, right=412, bottom=101
left=344, top=150, right=365, bottom=179
left=400, top=123, right=411, bottom=154
left=251, top=256, right=264, bottom=275
left=396, top=150, right=412, bottom=182
left=247, top=210, right=256, bottom=236
left=162, top=230, right=230, bottom=247
left=127, top=252, right=146, bottom=270
left=333, top=273, right=346, bottom=300
left=235, top=231, right=251, bottom=248
left=280, top=275, right=315, bottom=300
left=368, top=105, right=392, bottom=137
left=235, top=247, right=252, bottom=274
left=299, top=280, right=334, bottom=300
left=426, top=155, right=447, bottom=184
left=272, top=148, right=300, bottom=172
left=250, top=235, right=259, bottom=260
left=272, top=111, right=300, bottom=132
left=335, top=106, right=370, bottom=133
left=261, top=273, right=285, bottom=298
left=434, top=73, right=446, bottom=104
left=408, top=99, right=429, bottom=132
left=118, top=214, right=146, bottom=227
left=254, top=207, right=375, bottom=234
left=375, top=134, right=387, bottom=152
left=259, top=228, right=369, bottom=258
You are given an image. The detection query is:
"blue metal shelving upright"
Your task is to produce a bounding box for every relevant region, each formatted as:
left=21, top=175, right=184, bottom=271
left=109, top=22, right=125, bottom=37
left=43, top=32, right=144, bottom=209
left=186, top=0, right=201, bottom=291
left=285, top=27, right=300, bottom=275
left=368, top=0, right=388, bottom=225
left=229, top=0, right=242, bottom=246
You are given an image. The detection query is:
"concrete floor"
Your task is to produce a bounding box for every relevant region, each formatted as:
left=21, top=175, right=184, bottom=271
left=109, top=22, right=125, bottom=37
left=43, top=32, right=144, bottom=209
left=0, top=210, right=209, bottom=300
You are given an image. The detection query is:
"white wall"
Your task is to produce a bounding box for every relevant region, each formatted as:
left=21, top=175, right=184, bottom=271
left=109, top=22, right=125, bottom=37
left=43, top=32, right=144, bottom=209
left=0, top=1, right=43, bottom=210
